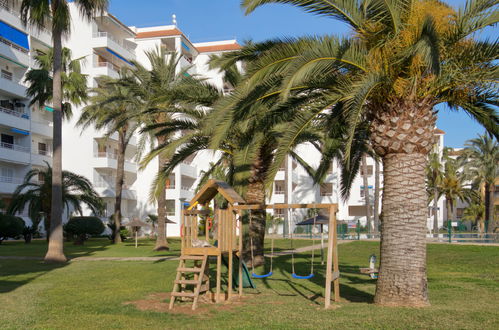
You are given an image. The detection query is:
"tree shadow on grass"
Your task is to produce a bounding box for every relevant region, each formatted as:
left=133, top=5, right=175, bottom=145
left=249, top=254, right=374, bottom=304
left=0, top=260, right=66, bottom=294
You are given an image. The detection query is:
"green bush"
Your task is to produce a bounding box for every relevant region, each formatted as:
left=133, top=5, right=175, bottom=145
left=106, top=221, right=128, bottom=241
left=0, top=214, right=25, bottom=243
left=64, top=216, right=105, bottom=245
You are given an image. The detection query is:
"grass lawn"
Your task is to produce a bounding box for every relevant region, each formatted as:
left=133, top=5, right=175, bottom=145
left=1, top=241, right=498, bottom=329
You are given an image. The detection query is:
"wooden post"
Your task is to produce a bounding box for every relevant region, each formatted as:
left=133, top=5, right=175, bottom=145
left=325, top=205, right=335, bottom=309
left=228, top=209, right=234, bottom=300
left=216, top=209, right=222, bottom=303
left=238, top=210, right=243, bottom=297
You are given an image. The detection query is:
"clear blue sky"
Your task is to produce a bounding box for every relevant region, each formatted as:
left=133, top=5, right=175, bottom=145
left=109, top=0, right=495, bottom=148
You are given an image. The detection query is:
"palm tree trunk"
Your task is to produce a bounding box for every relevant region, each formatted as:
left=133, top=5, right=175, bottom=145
left=44, top=27, right=66, bottom=263
left=374, top=153, right=429, bottom=307
left=433, top=188, right=439, bottom=235
left=154, top=147, right=169, bottom=251
left=361, top=154, right=372, bottom=233
left=373, top=159, right=380, bottom=234
left=485, top=182, right=495, bottom=233
left=113, top=130, right=126, bottom=244
left=244, top=180, right=266, bottom=266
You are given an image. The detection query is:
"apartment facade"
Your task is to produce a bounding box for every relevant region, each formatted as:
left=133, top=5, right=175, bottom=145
left=1, top=4, right=447, bottom=235
left=0, top=0, right=53, bottom=223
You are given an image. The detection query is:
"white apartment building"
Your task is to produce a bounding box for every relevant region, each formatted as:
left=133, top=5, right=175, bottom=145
left=0, top=0, right=53, bottom=223
left=1, top=3, right=447, bottom=235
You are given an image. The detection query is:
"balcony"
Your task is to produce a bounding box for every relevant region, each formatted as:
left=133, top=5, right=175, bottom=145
left=0, top=3, right=51, bottom=46
left=107, top=132, right=137, bottom=147
left=0, top=106, right=30, bottom=130
left=0, top=37, right=30, bottom=67
left=92, top=32, right=136, bottom=63
left=31, top=118, right=53, bottom=137
left=92, top=62, right=119, bottom=79
left=0, top=142, right=30, bottom=164
left=0, top=71, right=27, bottom=98
left=178, top=162, right=197, bottom=178
left=31, top=149, right=52, bottom=166
left=93, top=152, right=137, bottom=173
left=0, top=175, right=23, bottom=194
left=93, top=181, right=137, bottom=200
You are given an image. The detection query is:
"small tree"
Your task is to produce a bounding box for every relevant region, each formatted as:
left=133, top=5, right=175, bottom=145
left=0, top=214, right=25, bottom=244
left=64, top=216, right=105, bottom=245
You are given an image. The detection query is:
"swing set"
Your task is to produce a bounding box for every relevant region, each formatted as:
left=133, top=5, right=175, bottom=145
left=170, top=180, right=340, bottom=310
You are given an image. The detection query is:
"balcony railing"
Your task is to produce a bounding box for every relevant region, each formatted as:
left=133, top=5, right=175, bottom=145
left=94, top=61, right=120, bottom=72
left=0, top=2, right=51, bottom=35
left=93, top=32, right=135, bottom=52
left=320, top=192, right=333, bottom=197
left=0, top=36, right=28, bottom=54
left=274, top=190, right=285, bottom=195
left=0, top=105, right=29, bottom=119
left=181, top=186, right=194, bottom=192
left=36, top=149, right=52, bottom=157
left=94, top=152, right=136, bottom=163
left=0, top=142, right=29, bottom=153
left=0, top=175, right=23, bottom=184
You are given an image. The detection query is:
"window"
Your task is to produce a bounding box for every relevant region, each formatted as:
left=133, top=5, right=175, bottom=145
left=166, top=200, right=175, bottom=215
left=456, top=208, right=464, bottom=219
left=38, top=142, right=47, bottom=155
left=274, top=181, right=285, bottom=194
left=1, top=69, right=13, bottom=81
left=1, top=133, right=14, bottom=148
left=1, top=167, right=13, bottom=182
left=360, top=165, right=373, bottom=176
left=320, top=183, right=333, bottom=196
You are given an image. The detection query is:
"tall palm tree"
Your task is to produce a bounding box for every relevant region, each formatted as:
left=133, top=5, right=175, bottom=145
left=20, top=0, right=108, bottom=262
left=230, top=0, right=498, bottom=306
left=130, top=48, right=219, bottom=251
left=440, top=156, right=472, bottom=223
left=460, top=135, right=499, bottom=233
left=462, top=199, right=486, bottom=233
left=7, top=163, right=104, bottom=234
left=77, top=75, right=142, bottom=244
left=426, top=152, right=444, bottom=234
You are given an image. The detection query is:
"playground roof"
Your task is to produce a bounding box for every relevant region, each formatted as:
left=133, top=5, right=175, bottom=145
left=190, top=179, right=246, bottom=205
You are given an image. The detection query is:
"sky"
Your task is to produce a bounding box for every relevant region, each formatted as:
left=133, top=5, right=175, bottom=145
left=109, top=0, right=494, bottom=148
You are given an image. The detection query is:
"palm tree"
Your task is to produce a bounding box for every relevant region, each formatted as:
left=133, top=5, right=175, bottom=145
left=440, top=156, right=472, bottom=224
left=460, top=135, right=499, bottom=233
left=77, top=75, right=142, bottom=244
left=20, top=0, right=108, bottom=262
left=462, top=200, right=486, bottom=233
left=130, top=48, right=219, bottom=251
left=232, top=0, right=498, bottom=306
left=7, top=163, right=104, bottom=235
left=426, top=152, right=444, bottom=234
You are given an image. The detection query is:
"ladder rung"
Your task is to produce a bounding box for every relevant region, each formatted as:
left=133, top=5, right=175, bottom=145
left=177, top=267, right=203, bottom=273
left=171, top=292, right=196, bottom=298
left=175, top=279, right=199, bottom=285
left=180, top=255, right=206, bottom=260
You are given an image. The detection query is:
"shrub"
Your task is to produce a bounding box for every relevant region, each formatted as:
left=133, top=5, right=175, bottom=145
left=64, top=216, right=105, bottom=245
left=106, top=222, right=128, bottom=241
left=0, top=214, right=25, bottom=244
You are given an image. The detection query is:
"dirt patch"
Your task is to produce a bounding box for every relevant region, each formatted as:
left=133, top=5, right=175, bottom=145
left=124, top=292, right=250, bottom=315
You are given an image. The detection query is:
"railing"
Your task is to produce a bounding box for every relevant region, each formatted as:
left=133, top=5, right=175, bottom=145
left=0, top=36, right=28, bottom=54
left=0, top=3, right=51, bottom=36
left=36, top=149, right=52, bottom=156
left=94, top=61, right=120, bottom=72
left=0, top=105, right=29, bottom=119
left=94, top=152, right=136, bottom=164
left=181, top=186, right=194, bottom=192
left=0, top=142, right=29, bottom=153
left=274, top=190, right=285, bottom=195
left=320, top=192, right=333, bottom=196
left=32, top=118, right=53, bottom=126
left=0, top=176, right=23, bottom=184
left=93, top=32, right=135, bottom=53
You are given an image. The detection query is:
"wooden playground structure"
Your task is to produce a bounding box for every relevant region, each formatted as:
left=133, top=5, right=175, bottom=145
left=169, top=180, right=340, bottom=310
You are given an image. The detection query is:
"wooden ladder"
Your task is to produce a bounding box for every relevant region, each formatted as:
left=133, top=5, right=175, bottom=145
left=169, top=255, right=208, bottom=310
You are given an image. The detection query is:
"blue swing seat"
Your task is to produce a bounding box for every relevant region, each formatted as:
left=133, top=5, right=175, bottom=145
left=292, top=273, right=314, bottom=280
left=251, top=271, right=273, bottom=278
